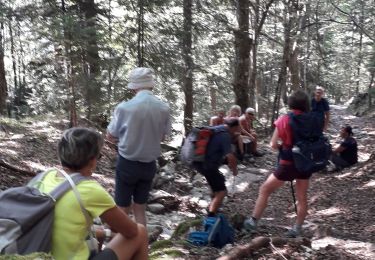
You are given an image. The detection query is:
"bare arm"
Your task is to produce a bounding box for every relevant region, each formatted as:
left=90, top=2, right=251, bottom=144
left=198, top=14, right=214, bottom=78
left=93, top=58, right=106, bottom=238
left=270, top=128, right=280, bottom=151
left=333, top=144, right=345, bottom=154
left=106, top=132, right=119, bottom=144
left=225, top=153, right=238, bottom=176
left=100, top=206, right=139, bottom=239
left=324, top=111, right=330, bottom=132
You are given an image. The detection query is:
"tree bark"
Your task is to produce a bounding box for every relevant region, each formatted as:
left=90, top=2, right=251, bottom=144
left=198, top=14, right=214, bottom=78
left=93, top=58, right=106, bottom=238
left=233, top=0, right=252, bottom=112
left=0, top=21, right=7, bottom=115
left=182, top=0, right=194, bottom=134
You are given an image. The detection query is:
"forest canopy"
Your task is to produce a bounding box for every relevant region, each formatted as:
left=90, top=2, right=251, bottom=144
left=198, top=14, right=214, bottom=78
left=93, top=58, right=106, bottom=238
left=0, top=0, right=374, bottom=133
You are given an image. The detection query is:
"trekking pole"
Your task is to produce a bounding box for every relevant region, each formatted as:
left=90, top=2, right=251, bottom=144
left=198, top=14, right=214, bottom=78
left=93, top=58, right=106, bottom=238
left=290, top=181, right=298, bottom=215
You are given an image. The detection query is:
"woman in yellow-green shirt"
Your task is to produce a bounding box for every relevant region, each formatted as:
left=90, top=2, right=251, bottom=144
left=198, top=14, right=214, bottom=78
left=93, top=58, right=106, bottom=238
left=39, top=128, right=148, bottom=260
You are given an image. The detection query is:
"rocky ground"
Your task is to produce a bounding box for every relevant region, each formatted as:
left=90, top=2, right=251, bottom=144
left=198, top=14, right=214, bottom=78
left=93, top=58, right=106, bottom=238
left=0, top=104, right=374, bottom=259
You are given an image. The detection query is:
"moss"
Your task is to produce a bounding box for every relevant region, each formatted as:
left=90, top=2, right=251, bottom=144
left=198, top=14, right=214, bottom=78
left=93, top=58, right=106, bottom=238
left=149, top=248, right=185, bottom=260
left=0, top=253, right=54, bottom=260
left=150, top=239, right=174, bottom=250
left=171, top=218, right=202, bottom=239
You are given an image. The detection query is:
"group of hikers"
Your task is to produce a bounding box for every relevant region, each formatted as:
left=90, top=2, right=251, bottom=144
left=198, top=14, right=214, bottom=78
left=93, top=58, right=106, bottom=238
left=9, top=68, right=359, bottom=259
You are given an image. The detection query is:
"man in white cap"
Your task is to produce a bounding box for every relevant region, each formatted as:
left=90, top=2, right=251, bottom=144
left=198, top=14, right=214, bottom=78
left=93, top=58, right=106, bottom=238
left=239, top=107, right=263, bottom=157
left=107, top=67, right=171, bottom=227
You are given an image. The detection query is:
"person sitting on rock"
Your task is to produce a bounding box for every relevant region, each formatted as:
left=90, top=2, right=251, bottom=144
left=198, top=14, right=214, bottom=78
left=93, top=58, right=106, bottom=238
left=38, top=127, right=148, bottom=260
left=193, top=118, right=239, bottom=217
left=239, top=107, right=263, bottom=157
left=209, top=110, right=225, bottom=126
left=329, top=125, right=358, bottom=171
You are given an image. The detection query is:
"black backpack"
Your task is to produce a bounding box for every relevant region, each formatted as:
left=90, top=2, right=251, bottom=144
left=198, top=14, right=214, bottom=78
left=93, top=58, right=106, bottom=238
left=288, top=112, right=331, bottom=174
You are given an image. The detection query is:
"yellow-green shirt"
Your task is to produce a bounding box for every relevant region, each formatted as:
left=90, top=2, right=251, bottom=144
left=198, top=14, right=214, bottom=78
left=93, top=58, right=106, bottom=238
left=38, top=170, right=115, bottom=260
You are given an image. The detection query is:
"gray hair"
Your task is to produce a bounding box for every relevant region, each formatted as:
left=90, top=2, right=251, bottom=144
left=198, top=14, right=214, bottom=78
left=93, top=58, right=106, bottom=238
left=58, top=127, right=103, bottom=170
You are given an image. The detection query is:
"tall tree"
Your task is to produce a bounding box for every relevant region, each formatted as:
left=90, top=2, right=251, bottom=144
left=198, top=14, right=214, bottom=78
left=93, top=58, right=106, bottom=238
left=233, top=0, right=252, bottom=111
left=182, top=0, right=193, bottom=134
left=0, top=19, right=7, bottom=115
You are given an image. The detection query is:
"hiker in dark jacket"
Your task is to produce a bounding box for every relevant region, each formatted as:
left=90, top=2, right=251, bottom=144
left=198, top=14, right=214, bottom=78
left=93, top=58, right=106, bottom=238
left=244, top=90, right=313, bottom=238
left=329, top=125, right=358, bottom=171
left=311, top=86, right=330, bottom=132
left=193, top=118, right=239, bottom=217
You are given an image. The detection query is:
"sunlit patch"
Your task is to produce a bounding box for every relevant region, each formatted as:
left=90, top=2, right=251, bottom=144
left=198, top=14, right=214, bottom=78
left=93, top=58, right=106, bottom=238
left=22, top=161, right=46, bottom=172
left=0, top=141, right=22, bottom=148
left=363, top=180, right=375, bottom=188
left=10, top=134, right=25, bottom=140
left=0, top=148, right=18, bottom=155
left=314, top=207, right=343, bottom=217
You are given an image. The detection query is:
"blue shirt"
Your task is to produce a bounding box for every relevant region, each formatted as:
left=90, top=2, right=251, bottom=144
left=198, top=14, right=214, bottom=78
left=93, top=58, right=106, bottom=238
left=203, top=125, right=232, bottom=169
left=107, top=90, right=171, bottom=162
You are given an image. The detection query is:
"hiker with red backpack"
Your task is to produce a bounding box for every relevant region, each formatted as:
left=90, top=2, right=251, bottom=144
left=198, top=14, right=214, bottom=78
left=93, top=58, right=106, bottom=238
left=192, top=118, right=240, bottom=217
left=244, top=90, right=317, bottom=238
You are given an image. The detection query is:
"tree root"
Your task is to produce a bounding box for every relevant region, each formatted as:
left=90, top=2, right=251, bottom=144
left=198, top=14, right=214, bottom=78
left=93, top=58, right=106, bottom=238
left=0, top=159, right=36, bottom=176
left=217, top=236, right=311, bottom=260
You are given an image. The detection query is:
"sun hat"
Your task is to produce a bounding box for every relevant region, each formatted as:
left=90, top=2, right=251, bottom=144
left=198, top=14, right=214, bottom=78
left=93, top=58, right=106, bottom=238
left=128, top=67, right=155, bottom=89
left=246, top=107, right=255, bottom=114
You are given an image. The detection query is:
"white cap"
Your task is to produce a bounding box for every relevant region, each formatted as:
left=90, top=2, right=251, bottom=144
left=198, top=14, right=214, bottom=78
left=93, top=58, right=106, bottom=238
left=246, top=107, right=255, bottom=114
left=128, top=67, right=155, bottom=89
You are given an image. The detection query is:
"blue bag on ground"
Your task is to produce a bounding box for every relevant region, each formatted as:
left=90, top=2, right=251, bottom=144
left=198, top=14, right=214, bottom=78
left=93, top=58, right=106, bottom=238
left=187, top=214, right=235, bottom=248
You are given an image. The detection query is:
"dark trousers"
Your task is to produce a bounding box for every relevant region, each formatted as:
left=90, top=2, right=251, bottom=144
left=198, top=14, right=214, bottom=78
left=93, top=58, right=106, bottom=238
left=330, top=153, right=350, bottom=169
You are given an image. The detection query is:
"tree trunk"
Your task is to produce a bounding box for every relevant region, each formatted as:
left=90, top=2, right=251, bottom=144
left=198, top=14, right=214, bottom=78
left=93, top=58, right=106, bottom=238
left=137, top=0, right=145, bottom=67
left=210, top=86, right=217, bottom=112
left=182, top=0, right=194, bottom=134
left=233, top=0, right=251, bottom=112
left=0, top=21, right=7, bottom=115
left=77, top=0, right=101, bottom=119
left=8, top=17, right=18, bottom=108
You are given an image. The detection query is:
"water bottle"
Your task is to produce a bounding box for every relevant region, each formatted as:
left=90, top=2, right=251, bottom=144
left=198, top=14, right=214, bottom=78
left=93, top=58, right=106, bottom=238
left=292, top=146, right=300, bottom=154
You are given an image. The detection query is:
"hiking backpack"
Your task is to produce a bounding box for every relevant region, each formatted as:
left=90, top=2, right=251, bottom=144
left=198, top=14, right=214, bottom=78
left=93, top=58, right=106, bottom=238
left=288, top=112, right=331, bottom=174
left=187, top=214, right=235, bottom=248
left=180, top=127, right=214, bottom=166
left=0, top=170, right=88, bottom=254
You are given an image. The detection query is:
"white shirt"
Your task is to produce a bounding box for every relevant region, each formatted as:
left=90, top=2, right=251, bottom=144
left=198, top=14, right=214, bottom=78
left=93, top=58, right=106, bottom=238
left=107, top=90, right=171, bottom=162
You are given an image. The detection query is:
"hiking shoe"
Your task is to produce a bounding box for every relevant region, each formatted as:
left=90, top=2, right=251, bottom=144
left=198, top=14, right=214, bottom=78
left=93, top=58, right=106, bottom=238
left=285, top=228, right=302, bottom=238
left=243, top=218, right=257, bottom=232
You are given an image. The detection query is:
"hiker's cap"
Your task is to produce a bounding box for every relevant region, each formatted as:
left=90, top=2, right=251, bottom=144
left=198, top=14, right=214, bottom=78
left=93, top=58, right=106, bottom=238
left=246, top=107, right=255, bottom=114
left=128, top=67, right=155, bottom=89
left=315, top=86, right=325, bottom=92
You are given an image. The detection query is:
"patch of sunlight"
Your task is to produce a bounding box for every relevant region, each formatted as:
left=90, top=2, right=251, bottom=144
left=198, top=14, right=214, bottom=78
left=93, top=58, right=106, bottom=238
left=31, top=121, right=50, bottom=127
left=314, top=207, right=343, bottom=217
left=0, top=148, right=18, bottom=155
left=341, top=115, right=357, bottom=120
left=335, top=171, right=353, bottom=179
left=363, top=180, right=375, bottom=188
left=0, top=141, right=22, bottom=148
left=312, top=237, right=375, bottom=259
left=23, top=161, right=46, bottom=172
left=185, top=196, right=209, bottom=209
left=10, top=134, right=25, bottom=140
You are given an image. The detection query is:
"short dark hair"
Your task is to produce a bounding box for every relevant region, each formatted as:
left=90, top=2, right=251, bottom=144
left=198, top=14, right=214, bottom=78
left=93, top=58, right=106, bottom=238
left=58, top=127, right=103, bottom=171
left=224, top=118, right=239, bottom=127
left=287, top=90, right=310, bottom=112
left=343, top=125, right=354, bottom=136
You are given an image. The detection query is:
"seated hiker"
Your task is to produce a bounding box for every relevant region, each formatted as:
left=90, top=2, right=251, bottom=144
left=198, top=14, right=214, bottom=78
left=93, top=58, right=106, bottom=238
left=225, top=105, right=246, bottom=158
left=193, top=118, right=239, bottom=217
left=329, top=125, right=358, bottom=171
left=239, top=107, right=263, bottom=157
left=243, top=90, right=313, bottom=238
left=38, top=128, right=148, bottom=260
left=209, top=110, right=225, bottom=126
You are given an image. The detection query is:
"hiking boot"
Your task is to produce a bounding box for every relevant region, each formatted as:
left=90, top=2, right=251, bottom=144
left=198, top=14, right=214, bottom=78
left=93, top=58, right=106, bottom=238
left=285, top=227, right=302, bottom=238
left=243, top=217, right=257, bottom=232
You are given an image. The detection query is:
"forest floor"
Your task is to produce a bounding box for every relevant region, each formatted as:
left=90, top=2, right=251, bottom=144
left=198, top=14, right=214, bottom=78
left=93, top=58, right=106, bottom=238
left=0, top=104, right=374, bottom=259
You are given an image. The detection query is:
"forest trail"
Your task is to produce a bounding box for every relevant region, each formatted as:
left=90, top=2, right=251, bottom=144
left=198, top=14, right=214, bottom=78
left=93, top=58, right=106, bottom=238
left=0, top=104, right=374, bottom=259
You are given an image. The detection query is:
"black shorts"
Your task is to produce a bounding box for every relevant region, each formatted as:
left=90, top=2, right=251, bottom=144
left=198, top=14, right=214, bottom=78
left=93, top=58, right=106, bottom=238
left=193, top=162, right=227, bottom=192
left=115, top=155, right=156, bottom=207
left=90, top=248, right=118, bottom=260
left=273, top=163, right=312, bottom=181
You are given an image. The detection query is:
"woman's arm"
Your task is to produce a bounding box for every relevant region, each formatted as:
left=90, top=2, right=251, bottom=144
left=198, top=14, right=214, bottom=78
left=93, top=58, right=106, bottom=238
left=100, top=206, right=139, bottom=239
left=270, top=128, right=280, bottom=151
